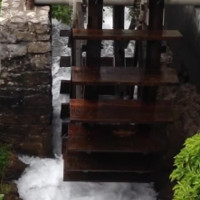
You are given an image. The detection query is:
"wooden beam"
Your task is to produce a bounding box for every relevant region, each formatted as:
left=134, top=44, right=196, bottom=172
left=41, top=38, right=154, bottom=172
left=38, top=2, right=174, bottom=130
left=26, top=0, right=35, bottom=9
left=113, top=6, right=125, bottom=66
left=85, top=0, right=103, bottom=99
left=141, top=0, right=165, bottom=102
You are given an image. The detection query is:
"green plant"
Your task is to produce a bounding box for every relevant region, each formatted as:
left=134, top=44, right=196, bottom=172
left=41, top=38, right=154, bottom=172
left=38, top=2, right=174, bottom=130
left=170, top=133, right=200, bottom=200
left=52, top=5, right=72, bottom=24
left=0, top=144, right=10, bottom=195
left=0, top=194, right=4, bottom=200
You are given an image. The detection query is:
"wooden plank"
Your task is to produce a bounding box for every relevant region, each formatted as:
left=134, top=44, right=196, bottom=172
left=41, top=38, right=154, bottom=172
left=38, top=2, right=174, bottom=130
left=67, top=123, right=163, bottom=153
left=85, top=0, right=103, bottom=99
left=64, top=171, right=155, bottom=182
left=60, top=56, right=71, bottom=67
left=60, top=30, right=71, bottom=37
left=70, top=99, right=174, bottom=124
left=61, top=103, right=70, bottom=119
left=141, top=0, right=165, bottom=102
left=72, top=66, right=179, bottom=86
left=62, top=122, right=68, bottom=136
left=60, top=80, right=71, bottom=94
left=64, top=152, right=158, bottom=172
left=73, top=29, right=183, bottom=41
left=113, top=6, right=125, bottom=66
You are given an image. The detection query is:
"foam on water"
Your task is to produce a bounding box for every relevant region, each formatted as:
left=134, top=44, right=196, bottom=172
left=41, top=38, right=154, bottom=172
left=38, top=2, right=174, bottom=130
left=17, top=156, right=157, bottom=200
left=16, top=7, right=157, bottom=200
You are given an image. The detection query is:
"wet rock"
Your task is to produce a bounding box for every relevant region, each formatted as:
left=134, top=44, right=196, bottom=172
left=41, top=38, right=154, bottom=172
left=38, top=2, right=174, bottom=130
left=5, top=153, right=26, bottom=181
left=28, top=42, right=51, bottom=53
left=0, top=0, right=52, bottom=158
left=37, top=34, right=51, bottom=41
left=4, top=183, right=22, bottom=200
left=0, top=30, right=17, bottom=43
left=0, top=44, right=27, bottom=60
left=16, top=31, right=36, bottom=42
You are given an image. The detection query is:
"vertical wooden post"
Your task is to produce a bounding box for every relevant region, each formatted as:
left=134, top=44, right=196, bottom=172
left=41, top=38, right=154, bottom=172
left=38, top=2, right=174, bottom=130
left=85, top=0, right=103, bottom=99
left=113, top=6, right=125, bottom=67
left=86, top=0, right=103, bottom=67
left=26, top=0, right=35, bottom=10
left=141, top=0, right=164, bottom=102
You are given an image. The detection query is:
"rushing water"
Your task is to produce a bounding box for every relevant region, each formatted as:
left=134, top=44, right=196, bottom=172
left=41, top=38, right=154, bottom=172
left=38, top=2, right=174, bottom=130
left=16, top=7, right=157, bottom=200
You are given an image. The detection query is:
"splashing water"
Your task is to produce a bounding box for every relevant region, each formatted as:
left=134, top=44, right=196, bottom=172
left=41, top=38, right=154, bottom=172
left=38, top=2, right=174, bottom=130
left=17, top=156, right=157, bottom=200
left=16, top=7, right=157, bottom=200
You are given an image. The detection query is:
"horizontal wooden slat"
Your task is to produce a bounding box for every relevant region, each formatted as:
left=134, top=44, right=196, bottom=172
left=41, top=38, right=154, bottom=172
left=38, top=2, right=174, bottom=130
left=60, top=80, right=71, bottom=94
left=73, top=29, right=183, bottom=40
left=67, top=123, right=163, bottom=153
left=82, top=57, right=134, bottom=67
left=60, top=56, right=71, bottom=67
left=61, top=103, right=70, bottom=119
left=62, top=122, right=68, bottom=136
left=64, top=171, right=155, bottom=182
left=72, top=66, right=178, bottom=86
left=60, top=30, right=71, bottom=37
left=64, top=152, right=158, bottom=173
left=69, top=99, right=174, bottom=124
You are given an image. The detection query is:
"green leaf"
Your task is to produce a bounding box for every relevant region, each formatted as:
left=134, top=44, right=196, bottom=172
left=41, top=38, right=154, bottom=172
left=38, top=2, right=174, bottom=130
left=170, top=133, right=200, bottom=200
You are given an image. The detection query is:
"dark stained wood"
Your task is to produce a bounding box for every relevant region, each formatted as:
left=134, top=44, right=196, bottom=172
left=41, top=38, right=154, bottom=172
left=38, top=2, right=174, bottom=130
left=73, top=29, right=183, bottom=41
left=64, top=152, right=158, bottom=172
left=83, top=57, right=114, bottom=67
left=101, top=57, right=114, bottom=67
left=26, top=0, right=34, bottom=10
left=61, top=103, right=70, bottom=119
left=85, top=0, right=103, bottom=99
left=67, top=123, right=163, bottom=153
left=60, top=56, right=71, bottom=67
left=72, top=66, right=179, bottom=86
left=62, top=122, right=68, bottom=136
left=70, top=99, right=174, bottom=124
left=60, top=30, right=71, bottom=37
left=83, top=57, right=134, bottom=67
left=62, top=137, right=68, bottom=155
left=64, top=171, right=155, bottom=182
left=60, top=80, right=71, bottom=94
left=142, top=0, right=165, bottom=102
left=113, top=6, right=125, bottom=66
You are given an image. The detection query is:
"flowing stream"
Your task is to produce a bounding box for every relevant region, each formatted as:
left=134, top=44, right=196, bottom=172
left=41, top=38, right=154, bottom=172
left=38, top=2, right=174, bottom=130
left=16, top=7, right=157, bottom=200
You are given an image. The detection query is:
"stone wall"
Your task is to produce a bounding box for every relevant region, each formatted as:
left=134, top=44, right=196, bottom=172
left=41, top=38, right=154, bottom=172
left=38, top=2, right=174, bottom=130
left=0, top=0, right=52, bottom=156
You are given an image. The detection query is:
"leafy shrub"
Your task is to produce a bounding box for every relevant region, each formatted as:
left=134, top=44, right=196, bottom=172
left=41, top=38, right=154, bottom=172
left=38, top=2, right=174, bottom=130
left=52, top=5, right=72, bottom=24
left=170, top=133, right=200, bottom=200
left=0, top=194, right=3, bottom=200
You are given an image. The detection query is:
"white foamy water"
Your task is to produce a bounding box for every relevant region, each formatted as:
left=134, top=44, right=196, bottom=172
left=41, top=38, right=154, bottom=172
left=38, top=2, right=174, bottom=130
left=17, top=156, right=157, bottom=200
left=16, top=7, right=157, bottom=200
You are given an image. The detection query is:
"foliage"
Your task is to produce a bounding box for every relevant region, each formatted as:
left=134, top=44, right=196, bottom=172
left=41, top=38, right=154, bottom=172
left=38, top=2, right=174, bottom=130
left=0, top=144, right=10, bottom=178
left=0, top=144, right=10, bottom=196
left=0, top=194, right=3, bottom=200
left=170, top=133, right=200, bottom=200
left=52, top=5, right=72, bottom=25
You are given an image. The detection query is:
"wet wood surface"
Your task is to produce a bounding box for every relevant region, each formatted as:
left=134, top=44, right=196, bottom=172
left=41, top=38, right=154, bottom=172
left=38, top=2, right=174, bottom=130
left=64, top=152, right=157, bottom=172
left=60, top=56, right=71, bottom=67
left=72, top=66, right=179, bottom=86
left=69, top=99, right=173, bottom=124
left=73, top=29, right=183, bottom=41
left=64, top=171, right=155, bottom=182
left=60, top=30, right=71, bottom=37
left=67, top=123, right=163, bottom=153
